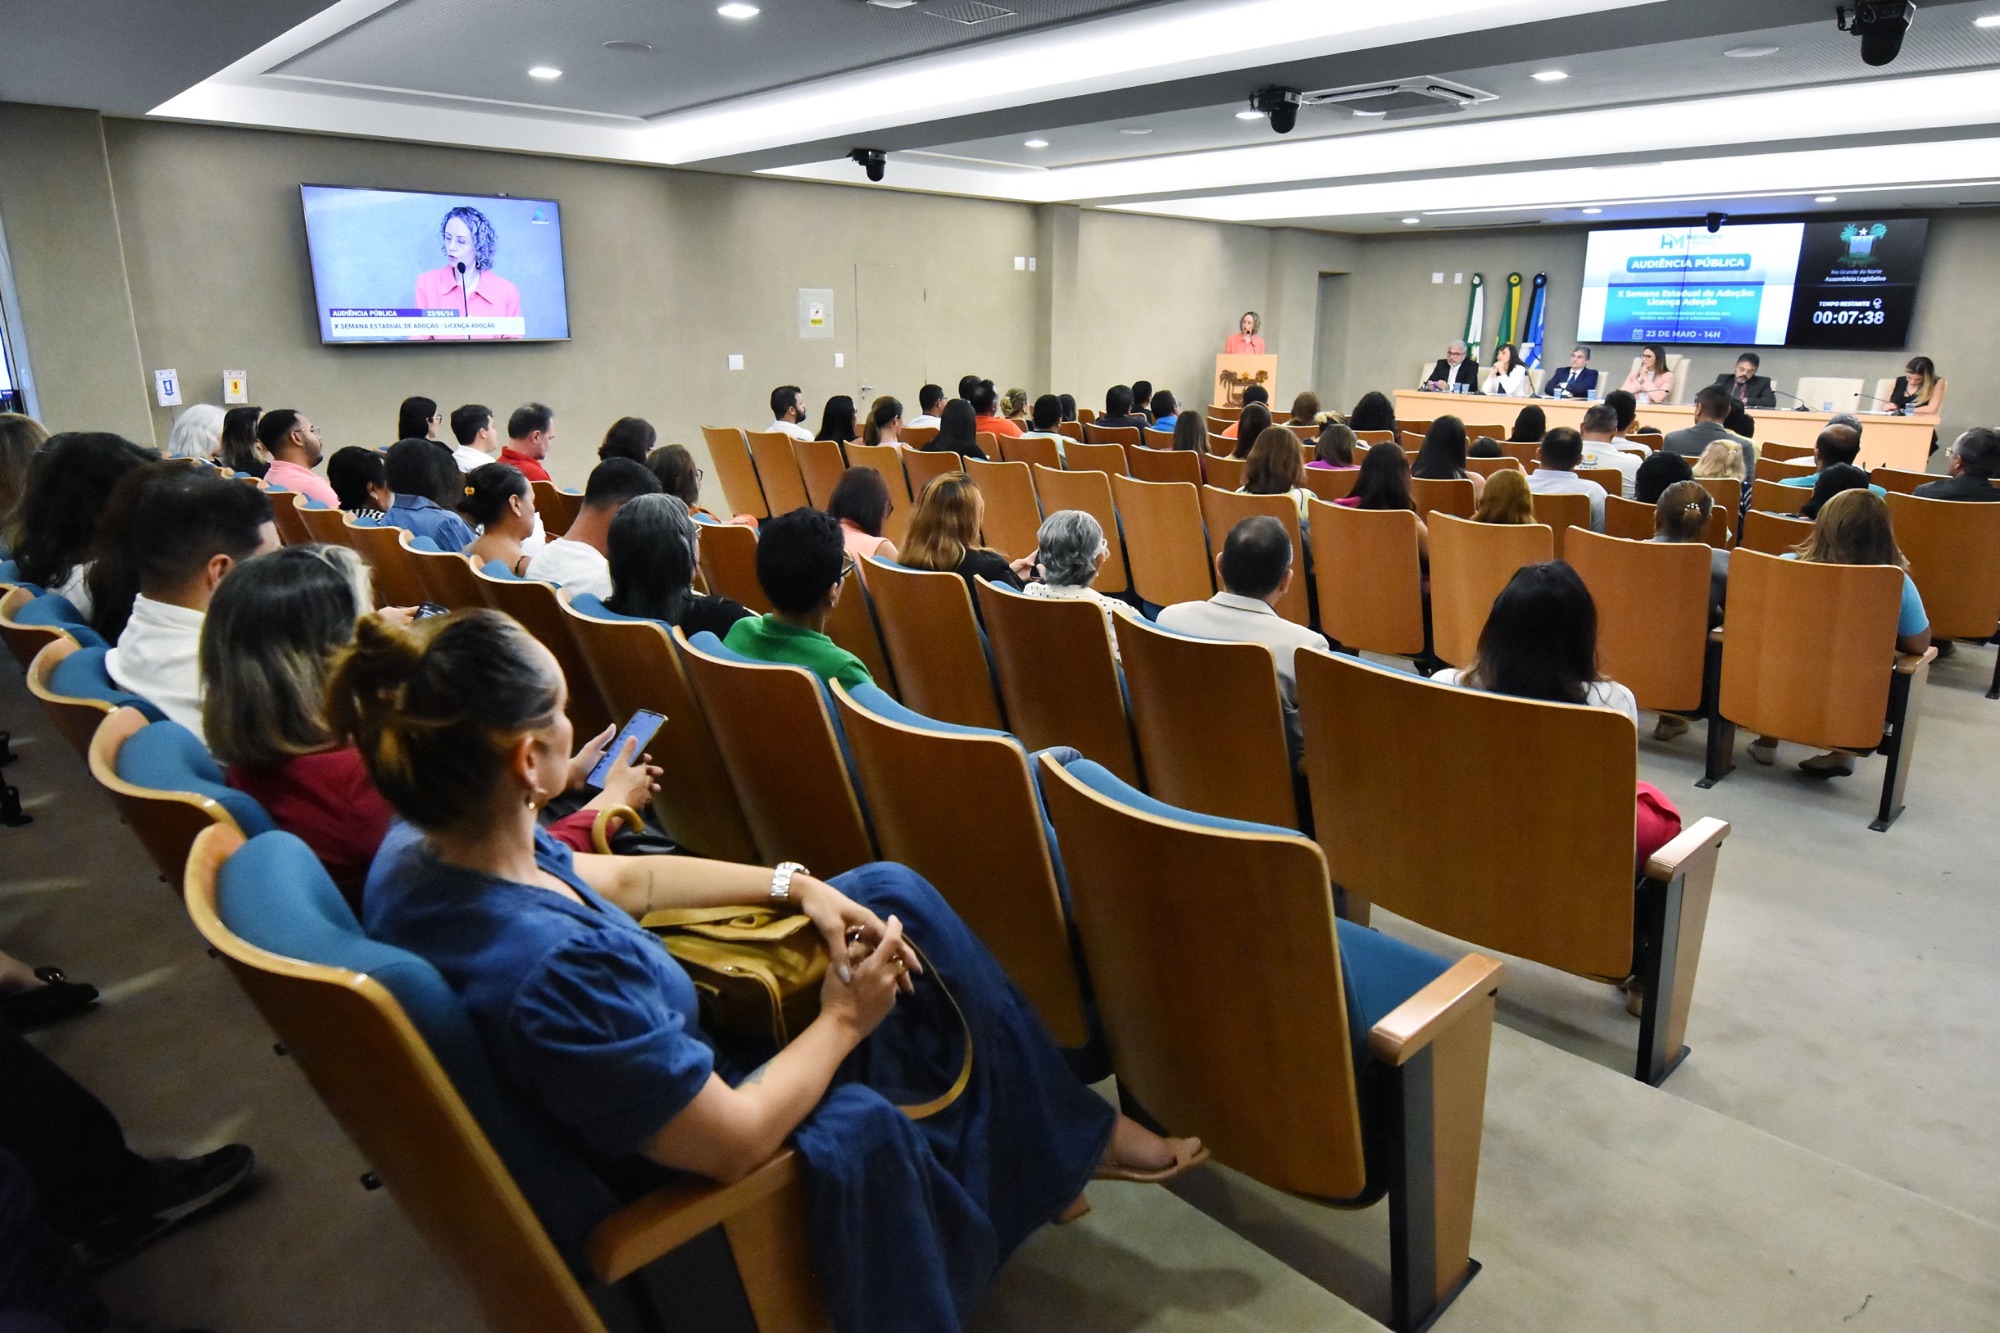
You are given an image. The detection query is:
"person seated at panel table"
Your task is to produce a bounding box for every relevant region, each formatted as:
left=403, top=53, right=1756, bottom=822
left=1915, top=427, right=2000, bottom=502
left=382, top=438, right=478, bottom=552
left=1158, top=516, right=1329, bottom=763
left=1094, top=384, right=1150, bottom=434
left=1525, top=427, right=1607, bottom=532
left=1888, top=355, right=1942, bottom=417
left=1220, top=386, right=1271, bottom=443
left=1225, top=310, right=1265, bottom=355
left=1578, top=406, right=1643, bottom=499
left=766, top=385, right=814, bottom=442
left=1664, top=386, right=1756, bottom=478
left=899, top=471, right=1034, bottom=603
left=1541, top=345, right=1600, bottom=399
left=1621, top=345, right=1675, bottom=404
left=524, top=458, right=662, bottom=598
left=1712, top=352, right=1777, bottom=409
left=1778, top=425, right=1884, bottom=498
left=722, top=506, right=876, bottom=689
left=460, top=462, right=538, bottom=576
left=1480, top=343, right=1529, bottom=397
left=604, top=493, right=756, bottom=641
left=1022, top=509, right=1144, bottom=665
left=1412, top=416, right=1487, bottom=505
left=1420, top=340, right=1479, bottom=393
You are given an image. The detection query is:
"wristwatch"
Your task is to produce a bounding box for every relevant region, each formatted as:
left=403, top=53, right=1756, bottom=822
left=769, top=861, right=808, bottom=904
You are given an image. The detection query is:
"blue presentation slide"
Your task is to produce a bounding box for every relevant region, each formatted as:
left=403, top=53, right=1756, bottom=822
left=1576, top=224, right=1802, bottom=346
left=301, top=185, right=571, bottom=343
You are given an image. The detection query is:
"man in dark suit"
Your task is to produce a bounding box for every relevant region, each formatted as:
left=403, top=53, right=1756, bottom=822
left=1542, top=345, right=1600, bottom=399
left=1915, top=427, right=2000, bottom=501
left=1421, top=340, right=1479, bottom=392
left=1713, top=352, right=1777, bottom=409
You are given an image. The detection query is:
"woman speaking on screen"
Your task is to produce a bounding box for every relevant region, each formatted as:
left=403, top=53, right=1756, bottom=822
left=414, top=205, right=521, bottom=326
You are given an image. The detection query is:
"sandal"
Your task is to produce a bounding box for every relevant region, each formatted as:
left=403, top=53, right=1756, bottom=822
left=1093, top=1136, right=1209, bottom=1185
left=1, top=967, right=100, bottom=1030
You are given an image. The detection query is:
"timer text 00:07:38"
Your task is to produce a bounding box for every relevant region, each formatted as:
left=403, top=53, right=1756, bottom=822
left=1810, top=309, right=1886, bottom=326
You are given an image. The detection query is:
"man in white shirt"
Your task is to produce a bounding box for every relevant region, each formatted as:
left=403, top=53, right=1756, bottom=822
left=766, top=385, right=813, bottom=442
left=1157, top=516, right=1329, bottom=761
left=1577, top=404, right=1643, bottom=499
left=449, top=402, right=501, bottom=474
left=524, top=457, right=662, bottom=599
left=906, top=384, right=945, bottom=430
left=1525, top=427, right=1608, bottom=532
left=106, top=467, right=280, bottom=745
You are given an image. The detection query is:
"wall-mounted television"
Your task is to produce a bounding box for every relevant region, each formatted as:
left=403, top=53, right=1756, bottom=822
left=1575, top=218, right=1926, bottom=350
left=300, top=185, right=571, bottom=344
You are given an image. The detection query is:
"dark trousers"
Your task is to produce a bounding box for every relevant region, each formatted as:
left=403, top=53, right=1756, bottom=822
left=0, top=1025, right=148, bottom=1240
left=0, top=1149, right=106, bottom=1333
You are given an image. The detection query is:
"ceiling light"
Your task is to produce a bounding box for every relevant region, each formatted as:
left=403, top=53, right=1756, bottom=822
left=1401, top=216, right=1420, bottom=224
left=1977, top=13, right=2000, bottom=25
left=1724, top=45, right=1780, bottom=57
left=527, top=66, right=561, bottom=79
left=1352, top=108, right=1386, bottom=117
left=602, top=40, right=654, bottom=52
left=1235, top=109, right=1265, bottom=120
left=1531, top=70, right=1569, bottom=82
left=1120, top=127, right=1154, bottom=135
left=717, top=2, right=760, bottom=17
left=1024, top=138, right=1049, bottom=148
left=1816, top=194, right=1838, bottom=201
left=1582, top=207, right=1603, bottom=213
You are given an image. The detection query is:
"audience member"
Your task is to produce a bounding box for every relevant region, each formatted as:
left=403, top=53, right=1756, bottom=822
left=1577, top=404, right=1642, bottom=497
left=524, top=457, right=661, bottom=597
left=1000, top=388, right=1031, bottom=425
left=1751, top=490, right=1930, bottom=776
left=256, top=409, right=340, bottom=507
left=767, top=385, right=813, bottom=442
left=1664, top=386, right=1755, bottom=478
left=460, top=462, right=538, bottom=576
left=1915, top=427, right=2000, bottom=502
left=383, top=438, right=478, bottom=550
left=1058, top=393, right=1078, bottom=423
left=901, top=472, right=1030, bottom=597
left=1779, top=425, right=1882, bottom=497
left=7, top=432, right=155, bottom=617
left=1693, top=440, right=1745, bottom=482
left=0, top=412, right=49, bottom=525
left=1241, top=426, right=1313, bottom=525
left=1413, top=416, right=1487, bottom=504
left=603, top=494, right=755, bottom=640
left=1129, top=381, right=1155, bottom=424
left=828, top=466, right=898, bottom=562
left=1022, top=395, right=1067, bottom=448
left=1346, top=391, right=1397, bottom=435
left=1095, top=385, right=1149, bottom=434
left=816, top=396, right=859, bottom=445
left=1723, top=404, right=1757, bottom=440
left=1309, top=422, right=1358, bottom=469
left=397, top=396, right=440, bottom=443
left=1289, top=392, right=1322, bottom=428
left=1228, top=403, right=1272, bottom=457
left=1473, top=468, right=1534, bottom=524
left=1799, top=462, right=1873, bottom=520
left=1526, top=426, right=1606, bottom=532
left=1158, top=516, right=1329, bottom=760
left=165, top=403, right=225, bottom=462
left=1150, top=391, right=1179, bottom=430
left=1469, top=436, right=1503, bottom=459
left=644, top=443, right=716, bottom=519
left=1171, top=411, right=1207, bottom=453
left=957, top=375, right=982, bottom=402
left=104, top=467, right=278, bottom=741
left=723, top=507, right=872, bottom=687
left=971, top=383, right=1022, bottom=438
left=1604, top=389, right=1640, bottom=437
left=923, top=399, right=987, bottom=459
left=450, top=403, right=501, bottom=473
left=503, top=403, right=557, bottom=482
left=860, top=396, right=907, bottom=447
left=907, top=384, right=945, bottom=430
left=1339, top=441, right=1430, bottom=557
left=1633, top=449, right=1693, bottom=505
left=598, top=416, right=658, bottom=464
left=327, top=444, right=393, bottom=520
left=1021, top=509, right=1141, bottom=663
left=1509, top=405, right=1546, bottom=443
left=1648, top=480, right=1731, bottom=743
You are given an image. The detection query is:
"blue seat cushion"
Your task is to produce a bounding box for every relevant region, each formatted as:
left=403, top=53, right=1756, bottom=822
left=481, top=559, right=522, bottom=580
left=115, top=720, right=275, bottom=837
left=409, top=535, right=441, bottom=553
left=568, top=592, right=644, bottom=624
left=18, top=592, right=90, bottom=630
left=48, top=646, right=165, bottom=720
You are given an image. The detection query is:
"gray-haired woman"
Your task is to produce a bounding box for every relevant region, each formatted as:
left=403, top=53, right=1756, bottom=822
left=1022, top=509, right=1142, bottom=662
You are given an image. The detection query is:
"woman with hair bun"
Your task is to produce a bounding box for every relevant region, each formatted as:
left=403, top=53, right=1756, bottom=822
left=460, top=462, right=538, bottom=575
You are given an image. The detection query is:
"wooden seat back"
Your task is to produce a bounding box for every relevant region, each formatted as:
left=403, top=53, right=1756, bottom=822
left=900, top=447, right=965, bottom=497
left=822, top=566, right=895, bottom=694
left=1063, top=441, right=1130, bottom=476
left=1738, top=508, right=1813, bottom=555
left=1030, top=465, right=1128, bottom=595
left=975, top=580, right=1139, bottom=784
left=1400, top=432, right=1426, bottom=452
left=962, top=457, right=1043, bottom=560
left=562, top=603, right=757, bottom=861
left=298, top=503, right=357, bottom=546
left=1036, top=755, right=1367, bottom=1198
left=700, top=426, right=768, bottom=519
left=999, top=434, right=1061, bottom=470
left=1498, top=442, right=1539, bottom=468
left=833, top=687, right=1091, bottom=1047
left=1054, top=421, right=1084, bottom=443
left=470, top=571, right=613, bottom=740
left=88, top=706, right=254, bottom=889
left=1575, top=467, right=1622, bottom=493
left=269, top=490, right=313, bottom=546
left=900, top=425, right=939, bottom=448
left=0, top=586, right=75, bottom=669
left=1465, top=422, right=1506, bottom=441
left=1352, top=430, right=1395, bottom=446
left=1309, top=500, right=1424, bottom=657
left=693, top=520, right=770, bottom=613
left=1529, top=491, right=1591, bottom=559
left=1565, top=530, right=1711, bottom=713
left=859, top=556, right=1003, bottom=728
left=1411, top=476, right=1476, bottom=522
left=1694, top=477, right=1742, bottom=519
left=1083, top=423, right=1140, bottom=447
left=1603, top=494, right=1655, bottom=541
left=841, top=443, right=913, bottom=545
left=342, top=518, right=432, bottom=609
left=1869, top=467, right=1933, bottom=497
left=1886, top=491, right=2000, bottom=640
left=1758, top=456, right=1815, bottom=483
left=745, top=432, right=812, bottom=515
left=1141, top=428, right=1177, bottom=451
left=1199, top=487, right=1309, bottom=624
left=26, top=638, right=118, bottom=759
left=1759, top=440, right=1813, bottom=463
left=1206, top=403, right=1241, bottom=422
left=1296, top=650, right=1636, bottom=980
left=1113, top=615, right=1297, bottom=828
left=1206, top=432, right=1235, bottom=457
left=1428, top=514, right=1554, bottom=668
left=407, top=546, right=491, bottom=611
left=1299, top=467, right=1359, bottom=502
left=791, top=438, right=848, bottom=510
left=1749, top=478, right=1811, bottom=516
left=1123, top=446, right=1198, bottom=485
left=974, top=432, right=1000, bottom=460
left=1719, top=550, right=1904, bottom=751
left=1465, top=456, right=1523, bottom=479
left=1109, top=474, right=1212, bottom=608
left=1202, top=454, right=1247, bottom=490
left=675, top=630, right=875, bottom=875
left=531, top=482, right=583, bottom=535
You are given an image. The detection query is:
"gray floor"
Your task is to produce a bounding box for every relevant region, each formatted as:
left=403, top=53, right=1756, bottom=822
left=4, top=642, right=1998, bottom=1331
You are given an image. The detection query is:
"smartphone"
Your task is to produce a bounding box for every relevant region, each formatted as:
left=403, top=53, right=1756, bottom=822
left=588, top=710, right=666, bottom=788
left=413, top=602, right=451, bottom=620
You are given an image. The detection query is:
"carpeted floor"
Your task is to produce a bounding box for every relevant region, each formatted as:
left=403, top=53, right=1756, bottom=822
left=4, top=641, right=1997, bottom=1331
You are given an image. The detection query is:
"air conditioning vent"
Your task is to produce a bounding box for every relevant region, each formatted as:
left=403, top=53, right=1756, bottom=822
left=923, top=1, right=1016, bottom=23
left=1302, top=76, right=1496, bottom=121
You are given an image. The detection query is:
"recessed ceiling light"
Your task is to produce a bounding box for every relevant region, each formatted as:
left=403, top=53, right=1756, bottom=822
left=1024, top=138, right=1049, bottom=148
left=1976, top=14, right=2000, bottom=27
left=1120, top=127, right=1153, bottom=135
left=1402, top=216, right=1420, bottom=224
left=717, top=2, right=760, bottom=17
left=1352, top=108, right=1386, bottom=117
left=1582, top=207, right=1603, bottom=214
left=1531, top=70, right=1569, bottom=82
left=602, top=40, right=654, bottom=52
left=1816, top=194, right=1838, bottom=202
left=1724, top=45, right=1780, bottom=57
left=1235, top=109, right=1265, bottom=121
left=527, top=66, right=561, bottom=79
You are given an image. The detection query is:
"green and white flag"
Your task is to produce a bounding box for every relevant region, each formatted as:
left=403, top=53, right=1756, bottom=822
left=1463, top=273, right=1485, bottom=361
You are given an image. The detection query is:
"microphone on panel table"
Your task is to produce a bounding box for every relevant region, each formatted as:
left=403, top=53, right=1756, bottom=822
left=1769, top=387, right=1813, bottom=411
left=1855, top=391, right=1902, bottom=413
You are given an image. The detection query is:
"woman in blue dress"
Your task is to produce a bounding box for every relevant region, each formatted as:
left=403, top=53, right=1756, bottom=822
left=335, top=609, right=1204, bottom=1332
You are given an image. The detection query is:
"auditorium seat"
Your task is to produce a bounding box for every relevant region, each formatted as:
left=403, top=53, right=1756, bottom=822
left=184, top=823, right=823, bottom=1333
left=745, top=431, right=812, bottom=516
left=900, top=446, right=964, bottom=496
left=692, top=519, right=770, bottom=613
left=1037, top=753, right=1502, bottom=1333
left=701, top=425, right=770, bottom=519
left=27, top=639, right=160, bottom=760
left=1113, top=615, right=1297, bottom=829
left=1201, top=454, right=1246, bottom=491
left=676, top=629, right=876, bottom=875
left=1575, top=466, right=1622, bottom=494
left=832, top=683, right=1095, bottom=1052
left=1300, top=467, right=1360, bottom=502
left=1054, top=421, right=1084, bottom=443
left=1082, top=423, right=1140, bottom=448
left=297, top=501, right=357, bottom=546
left=407, top=545, right=490, bottom=611
left=1528, top=491, right=1591, bottom=560
left=999, top=434, right=1061, bottom=470
left=1465, top=456, right=1524, bottom=479
left=1704, top=550, right=1934, bottom=830
left=859, top=556, right=1005, bottom=729
left=0, top=586, right=102, bottom=666
left=1758, top=457, right=1814, bottom=483
left=1758, top=440, right=1814, bottom=463
left=1199, top=487, right=1309, bottom=625
left=470, top=569, right=613, bottom=741
left=1109, top=474, right=1212, bottom=610
left=1029, top=465, right=1129, bottom=594
left=1140, top=428, right=1176, bottom=451
left=1465, top=422, right=1507, bottom=442
left=1565, top=530, right=1711, bottom=717
left=1061, top=441, right=1130, bottom=476
left=1295, top=649, right=1729, bottom=1085
left=975, top=432, right=1000, bottom=460
left=1123, top=446, right=1198, bottom=486
left=1885, top=493, right=2000, bottom=693
left=900, top=425, right=939, bottom=448
left=1352, top=430, right=1396, bottom=446
left=962, top=456, right=1043, bottom=561
left=842, top=442, right=914, bottom=545
left=1602, top=494, right=1655, bottom=542
left=1410, top=477, right=1475, bottom=523
left=975, top=579, right=1140, bottom=784
left=1868, top=466, right=1934, bottom=496
left=562, top=596, right=758, bottom=862
left=1738, top=508, right=1813, bottom=555
left=1749, top=478, right=1811, bottom=516
left=821, top=565, right=896, bottom=694
left=1427, top=514, right=1553, bottom=668
left=531, top=481, right=584, bottom=535
left=89, top=706, right=275, bottom=890
left=268, top=490, right=313, bottom=546
left=1498, top=442, right=1539, bottom=468
left=791, top=437, right=848, bottom=510
left=1308, top=499, right=1425, bottom=660
left=342, top=516, right=433, bottom=609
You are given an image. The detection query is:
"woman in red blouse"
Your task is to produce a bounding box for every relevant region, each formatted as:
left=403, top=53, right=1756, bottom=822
left=1224, top=310, right=1265, bottom=355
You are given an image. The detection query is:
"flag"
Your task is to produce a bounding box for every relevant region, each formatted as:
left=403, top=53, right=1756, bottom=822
left=1462, top=274, right=1485, bottom=361
left=1495, top=272, right=1523, bottom=345
left=1522, top=273, right=1549, bottom=369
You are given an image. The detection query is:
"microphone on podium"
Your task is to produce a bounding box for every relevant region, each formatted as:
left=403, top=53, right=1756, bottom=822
left=456, top=262, right=470, bottom=339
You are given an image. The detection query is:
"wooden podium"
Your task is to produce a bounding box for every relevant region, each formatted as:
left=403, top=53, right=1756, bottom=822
left=1214, top=354, right=1277, bottom=409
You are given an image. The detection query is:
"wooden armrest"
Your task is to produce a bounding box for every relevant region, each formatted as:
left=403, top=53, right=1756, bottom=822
left=1641, top=815, right=1730, bottom=883
left=1894, top=646, right=1938, bottom=674
left=586, top=1149, right=801, bottom=1284
left=589, top=804, right=644, bottom=855
left=1366, top=954, right=1505, bottom=1067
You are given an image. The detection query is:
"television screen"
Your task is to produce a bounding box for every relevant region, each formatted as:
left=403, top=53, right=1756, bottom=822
left=300, top=185, right=570, bottom=344
left=1575, top=219, right=1924, bottom=350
